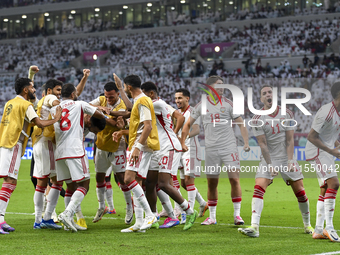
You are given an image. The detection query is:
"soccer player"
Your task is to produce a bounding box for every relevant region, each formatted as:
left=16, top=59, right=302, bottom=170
left=180, top=76, right=250, bottom=226
left=0, top=77, right=62, bottom=234
left=53, top=83, right=105, bottom=232
left=90, top=80, right=133, bottom=224
left=305, top=81, right=340, bottom=242
left=238, top=85, right=313, bottom=238
left=174, top=88, right=208, bottom=222
left=141, top=82, right=198, bottom=230
left=113, top=75, right=160, bottom=233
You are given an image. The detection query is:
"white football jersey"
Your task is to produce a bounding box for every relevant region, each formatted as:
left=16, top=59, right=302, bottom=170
left=52, top=100, right=97, bottom=160
left=252, top=106, right=295, bottom=160
left=191, top=95, right=239, bottom=153
left=305, top=102, right=340, bottom=160
left=40, top=95, right=59, bottom=120
left=153, top=98, right=181, bottom=152
left=177, top=105, right=201, bottom=159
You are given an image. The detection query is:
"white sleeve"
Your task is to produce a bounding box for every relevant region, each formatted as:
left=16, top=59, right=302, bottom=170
left=152, top=101, right=162, bottom=115
left=311, top=108, right=327, bottom=134
left=166, top=104, right=176, bottom=116
left=89, top=97, right=101, bottom=106
left=44, top=95, right=59, bottom=107
left=25, top=105, right=38, bottom=122
left=138, top=105, right=152, bottom=122
left=251, top=117, right=265, bottom=137
left=229, top=103, right=241, bottom=120
left=191, top=102, right=201, bottom=121
left=82, top=101, right=98, bottom=116
left=193, top=116, right=201, bottom=125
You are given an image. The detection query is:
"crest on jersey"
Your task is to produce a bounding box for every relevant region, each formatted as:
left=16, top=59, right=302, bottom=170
left=220, top=107, right=226, bottom=113
left=6, top=104, right=12, bottom=116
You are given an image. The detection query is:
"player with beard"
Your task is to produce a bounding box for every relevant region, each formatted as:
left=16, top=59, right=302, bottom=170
left=238, top=85, right=313, bottom=238
left=0, top=78, right=62, bottom=234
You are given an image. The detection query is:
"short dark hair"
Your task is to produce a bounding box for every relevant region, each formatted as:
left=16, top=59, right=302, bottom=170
left=61, top=83, right=76, bottom=98
left=124, top=75, right=141, bottom=88
left=90, top=116, right=106, bottom=131
left=45, top=79, right=63, bottom=94
left=260, top=84, right=273, bottom=94
left=141, top=81, right=158, bottom=95
left=175, top=88, right=190, bottom=98
left=104, top=82, right=118, bottom=92
left=15, top=78, right=32, bottom=95
left=331, top=81, right=340, bottom=99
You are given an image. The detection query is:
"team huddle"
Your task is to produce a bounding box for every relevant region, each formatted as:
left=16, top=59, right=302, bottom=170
left=0, top=66, right=339, bottom=242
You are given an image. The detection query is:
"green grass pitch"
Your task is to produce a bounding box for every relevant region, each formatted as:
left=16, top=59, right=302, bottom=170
left=1, top=160, right=340, bottom=255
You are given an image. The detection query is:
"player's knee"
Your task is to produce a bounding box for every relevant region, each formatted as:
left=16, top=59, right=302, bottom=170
left=229, top=178, right=240, bottom=187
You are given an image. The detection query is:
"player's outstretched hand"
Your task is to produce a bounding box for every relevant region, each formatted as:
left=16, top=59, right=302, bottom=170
left=116, top=116, right=125, bottom=129
left=30, top=65, right=39, bottom=74
left=330, top=146, right=340, bottom=159
left=113, top=73, right=123, bottom=90
left=243, top=144, right=250, bottom=152
left=52, top=106, right=62, bottom=121
left=83, top=69, right=91, bottom=77
left=112, top=131, right=123, bottom=143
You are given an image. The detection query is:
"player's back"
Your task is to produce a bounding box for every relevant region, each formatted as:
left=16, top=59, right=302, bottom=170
left=153, top=98, right=181, bottom=152
left=53, top=100, right=95, bottom=160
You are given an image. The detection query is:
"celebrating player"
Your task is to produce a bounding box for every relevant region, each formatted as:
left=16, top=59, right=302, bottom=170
left=0, top=77, right=62, bottom=234
left=141, top=82, right=198, bottom=230
left=180, top=76, right=250, bottom=226
left=238, top=85, right=313, bottom=238
left=305, top=81, right=340, bottom=242
left=53, top=83, right=105, bottom=232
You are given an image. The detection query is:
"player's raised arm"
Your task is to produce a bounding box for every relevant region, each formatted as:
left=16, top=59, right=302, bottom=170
left=28, top=65, right=39, bottom=82
left=235, top=116, right=250, bottom=152
left=76, top=69, right=90, bottom=96
left=114, top=73, right=133, bottom=111
left=307, top=128, right=340, bottom=158
left=109, top=110, right=131, bottom=118
left=32, top=106, right=62, bottom=128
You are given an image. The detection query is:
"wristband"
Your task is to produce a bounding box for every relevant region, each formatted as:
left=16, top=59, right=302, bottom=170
left=135, top=142, right=143, bottom=151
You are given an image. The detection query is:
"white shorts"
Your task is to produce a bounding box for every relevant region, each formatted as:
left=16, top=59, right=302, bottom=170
left=95, top=148, right=126, bottom=177
left=126, top=149, right=152, bottom=179
left=204, top=149, right=240, bottom=176
left=0, top=143, right=22, bottom=180
left=150, top=150, right=181, bottom=175
left=33, top=138, right=56, bottom=179
left=256, top=157, right=303, bottom=185
left=179, top=156, right=201, bottom=179
left=308, top=151, right=338, bottom=187
left=56, top=155, right=90, bottom=183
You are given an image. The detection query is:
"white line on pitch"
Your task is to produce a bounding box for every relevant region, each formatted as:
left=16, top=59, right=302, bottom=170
left=312, top=252, right=340, bottom=255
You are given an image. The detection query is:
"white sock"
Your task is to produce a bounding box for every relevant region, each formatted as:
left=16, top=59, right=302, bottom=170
left=187, top=184, right=196, bottom=210
left=34, top=185, right=46, bottom=223
left=251, top=185, right=265, bottom=230
left=180, top=199, right=194, bottom=215
left=96, top=182, right=106, bottom=210
left=105, top=182, right=114, bottom=211
left=232, top=196, right=242, bottom=217
left=157, top=188, right=176, bottom=219
left=65, top=187, right=87, bottom=217
left=208, top=199, right=217, bottom=221
left=44, top=184, right=61, bottom=221
left=251, top=197, right=263, bottom=228
left=128, top=180, right=153, bottom=217
left=134, top=194, right=143, bottom=226
left=315, top=195, right=325, bottom=230
left=121, top=184, right=133, bottom=209
left=195, top=188, right=206, bottom=206
left=324, top=189, right=337, bottom=230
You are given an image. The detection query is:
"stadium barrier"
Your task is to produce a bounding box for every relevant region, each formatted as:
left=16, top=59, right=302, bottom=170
left=21, top=146, right=319, bottom=161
